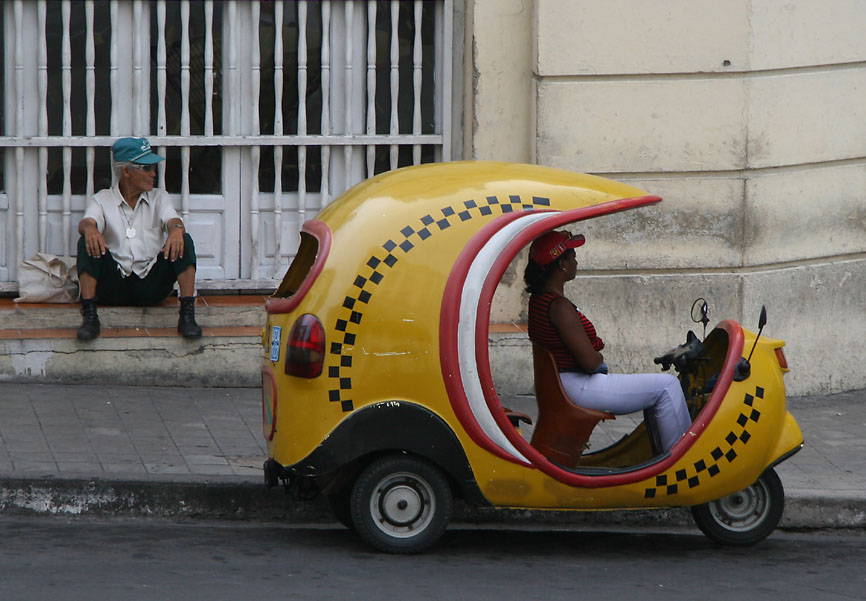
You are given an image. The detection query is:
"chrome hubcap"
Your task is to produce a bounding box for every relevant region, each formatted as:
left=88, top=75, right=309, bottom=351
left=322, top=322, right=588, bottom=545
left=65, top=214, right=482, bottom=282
left=370, top=472, right=435, bottom=538
left=708, top=479, right=770, bottom=532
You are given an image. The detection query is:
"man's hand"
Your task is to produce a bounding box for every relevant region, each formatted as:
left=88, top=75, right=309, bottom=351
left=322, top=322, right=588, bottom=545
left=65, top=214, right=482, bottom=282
left=163, top=223, right=185, bottom=261
left=81, top=220, right=107, bottom=258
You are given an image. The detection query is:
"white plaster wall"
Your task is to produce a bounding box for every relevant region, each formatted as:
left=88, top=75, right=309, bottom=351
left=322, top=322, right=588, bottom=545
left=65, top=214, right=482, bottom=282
left=491, top=259, right=866, bottom=398
left=535, top=0, right=866, bottom=74
left=745, top=166, right=866, bottom=265
left=536, top=79, right=748, bottom=172
left=747, top=70, right=866, bottom=168
left=535, top=0, right=749, bottom=75
left=748, top=1, right=866, bottom=69
left=465, top=0, right=533, bottom=162
left=469, top=0, right=866, bottom=396
left=574, top=177, right=747, bottom=269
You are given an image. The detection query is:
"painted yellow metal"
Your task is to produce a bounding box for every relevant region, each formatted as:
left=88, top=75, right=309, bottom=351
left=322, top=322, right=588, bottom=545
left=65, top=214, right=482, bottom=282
left=265, top=161, right=647, bottom=467
left=262, top=160, right=802, bottom=512
left=457, top=325, right=799, bottom=510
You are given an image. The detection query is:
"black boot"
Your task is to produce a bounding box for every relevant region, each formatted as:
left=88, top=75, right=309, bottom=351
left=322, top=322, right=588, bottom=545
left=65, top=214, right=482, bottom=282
left=77, top=298, right=101, bottom=340
left=178, top=296, right=202, bottom=339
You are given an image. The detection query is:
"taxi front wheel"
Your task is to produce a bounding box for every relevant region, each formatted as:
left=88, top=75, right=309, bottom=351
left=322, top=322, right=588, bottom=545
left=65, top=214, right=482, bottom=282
left=350, top=455, right=453, bottom=554
left=691, top=467, right=784, bottom=545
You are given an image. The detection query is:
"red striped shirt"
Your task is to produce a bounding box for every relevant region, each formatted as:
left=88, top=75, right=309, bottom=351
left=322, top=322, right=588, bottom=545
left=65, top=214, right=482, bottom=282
left=528, top=292, right=604, bottom=373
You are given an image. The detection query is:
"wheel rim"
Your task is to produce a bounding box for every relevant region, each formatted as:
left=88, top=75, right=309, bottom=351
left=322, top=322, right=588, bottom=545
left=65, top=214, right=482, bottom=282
left=708, top=478, right=770, bottom=532
left=369, top=471, right=435, bottom=539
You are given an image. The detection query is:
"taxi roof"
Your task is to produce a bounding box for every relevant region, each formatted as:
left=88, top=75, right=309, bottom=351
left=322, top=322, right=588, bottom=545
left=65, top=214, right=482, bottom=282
left=315, top=161, right=653, bottom=230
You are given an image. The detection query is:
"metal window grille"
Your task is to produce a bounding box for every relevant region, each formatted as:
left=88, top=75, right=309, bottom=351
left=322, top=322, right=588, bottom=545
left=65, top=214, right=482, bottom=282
left=0, top=0, right=454, bottom=290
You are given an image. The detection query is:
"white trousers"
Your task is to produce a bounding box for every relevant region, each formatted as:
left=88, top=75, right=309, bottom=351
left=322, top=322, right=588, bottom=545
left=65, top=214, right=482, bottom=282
left=559, top=371, right=691, bottom=452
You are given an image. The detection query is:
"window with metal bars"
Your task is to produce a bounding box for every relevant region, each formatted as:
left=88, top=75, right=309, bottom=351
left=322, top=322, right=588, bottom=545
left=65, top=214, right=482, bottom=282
left=0, top=0, right=455, bottom=287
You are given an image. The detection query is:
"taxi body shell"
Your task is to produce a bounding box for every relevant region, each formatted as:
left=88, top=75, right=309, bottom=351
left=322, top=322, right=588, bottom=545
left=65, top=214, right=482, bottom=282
left=260, top=161, right=802, bottom=540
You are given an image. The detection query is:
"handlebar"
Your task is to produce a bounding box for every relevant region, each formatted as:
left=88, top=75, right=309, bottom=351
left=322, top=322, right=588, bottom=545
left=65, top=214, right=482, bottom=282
left=654, top=330, right=705, bottom=372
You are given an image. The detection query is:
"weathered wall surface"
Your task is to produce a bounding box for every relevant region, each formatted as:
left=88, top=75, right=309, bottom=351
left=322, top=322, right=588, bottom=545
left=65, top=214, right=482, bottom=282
left=469, top=0, right=866, bottom=396
left=464, top=0, right=534, bottom=162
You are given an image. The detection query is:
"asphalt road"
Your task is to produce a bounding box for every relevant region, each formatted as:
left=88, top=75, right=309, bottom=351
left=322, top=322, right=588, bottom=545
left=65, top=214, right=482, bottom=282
left=1, top=517, right=863, bottom=601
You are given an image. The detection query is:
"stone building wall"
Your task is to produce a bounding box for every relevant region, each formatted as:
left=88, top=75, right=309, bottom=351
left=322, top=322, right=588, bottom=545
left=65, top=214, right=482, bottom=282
left=467, top=0, right=866, bottom=396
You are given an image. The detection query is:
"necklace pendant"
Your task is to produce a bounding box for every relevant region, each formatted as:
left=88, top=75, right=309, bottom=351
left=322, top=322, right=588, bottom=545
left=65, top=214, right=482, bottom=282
left=126, top=226, right=136, bottom=239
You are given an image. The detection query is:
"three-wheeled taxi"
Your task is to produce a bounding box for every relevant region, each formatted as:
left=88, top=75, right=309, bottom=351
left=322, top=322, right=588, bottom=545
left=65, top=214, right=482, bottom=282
left=260, top=161, right=803, bottom=553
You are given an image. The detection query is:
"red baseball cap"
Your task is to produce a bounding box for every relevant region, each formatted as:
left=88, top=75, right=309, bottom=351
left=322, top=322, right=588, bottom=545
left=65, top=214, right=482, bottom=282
left=529, top=230, right=586, bottom=266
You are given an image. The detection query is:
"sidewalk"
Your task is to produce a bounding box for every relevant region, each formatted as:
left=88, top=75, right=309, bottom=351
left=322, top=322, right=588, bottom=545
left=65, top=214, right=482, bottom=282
left=0, top=382, right=864, bottom=529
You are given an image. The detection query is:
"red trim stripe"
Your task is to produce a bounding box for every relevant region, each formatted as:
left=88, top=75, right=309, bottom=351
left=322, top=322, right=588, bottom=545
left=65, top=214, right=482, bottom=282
left=471, top=198, right=747, bottom=486
left=261, top=366, right=278, bottom=441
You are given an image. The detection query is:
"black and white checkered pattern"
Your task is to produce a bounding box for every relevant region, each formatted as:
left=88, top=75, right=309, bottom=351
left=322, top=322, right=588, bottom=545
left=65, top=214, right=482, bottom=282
left=326, top=194, right=551, bottom=412
left=643, top=386, right=764, bottom=498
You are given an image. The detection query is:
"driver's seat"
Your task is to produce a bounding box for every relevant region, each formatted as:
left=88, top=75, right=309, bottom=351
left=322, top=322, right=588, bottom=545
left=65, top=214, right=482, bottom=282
left=529, top=343, right=615, bottom=468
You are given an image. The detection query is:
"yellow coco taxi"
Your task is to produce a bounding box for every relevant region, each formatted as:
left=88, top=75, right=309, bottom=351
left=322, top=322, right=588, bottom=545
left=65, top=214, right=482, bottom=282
left=260, top=161, right=803, bottom=554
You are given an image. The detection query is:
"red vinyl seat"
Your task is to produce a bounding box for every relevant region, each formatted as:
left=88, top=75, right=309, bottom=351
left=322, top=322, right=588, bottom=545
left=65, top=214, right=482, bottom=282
left=529, top=343, right=615, bottom=468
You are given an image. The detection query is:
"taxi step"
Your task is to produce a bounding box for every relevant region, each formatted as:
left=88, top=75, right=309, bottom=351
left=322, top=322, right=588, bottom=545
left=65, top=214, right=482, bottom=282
left=0, top=297, right=533, bottom=392
left=0, top=295, right=267, bottom=387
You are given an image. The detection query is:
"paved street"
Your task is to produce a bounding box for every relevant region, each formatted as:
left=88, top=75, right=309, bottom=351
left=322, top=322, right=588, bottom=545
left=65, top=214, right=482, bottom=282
left=0, top=384, right=265, bottom=480
left=0, top=516, right=864, bottom=601
left=1, top=383, right=865, bottom=531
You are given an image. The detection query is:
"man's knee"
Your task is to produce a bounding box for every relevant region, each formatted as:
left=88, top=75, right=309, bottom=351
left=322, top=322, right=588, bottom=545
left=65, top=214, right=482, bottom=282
left=171, top=233, right=197, bottom=276
left=76, top=235, right=88, bottom=260
left=76, top=235, right=100, bottom=279
left=182, top=233, right=197, bottom=262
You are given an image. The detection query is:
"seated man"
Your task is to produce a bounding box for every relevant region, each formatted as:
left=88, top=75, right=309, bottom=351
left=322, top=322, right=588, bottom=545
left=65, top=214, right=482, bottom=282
left=76, top=137, right=202, bottom=340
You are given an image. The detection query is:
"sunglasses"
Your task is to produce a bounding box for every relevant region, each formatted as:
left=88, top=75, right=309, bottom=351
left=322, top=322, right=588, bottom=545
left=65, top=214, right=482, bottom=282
left=129, top=163, right=158, bottom=173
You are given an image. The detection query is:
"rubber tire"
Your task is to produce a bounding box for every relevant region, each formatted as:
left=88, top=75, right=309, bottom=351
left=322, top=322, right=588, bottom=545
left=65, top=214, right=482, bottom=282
left=326, top=487, right=354, bottom=530
left=691, top=467, right=785, bottom=545
left=349, top=455, right=452, bottom=554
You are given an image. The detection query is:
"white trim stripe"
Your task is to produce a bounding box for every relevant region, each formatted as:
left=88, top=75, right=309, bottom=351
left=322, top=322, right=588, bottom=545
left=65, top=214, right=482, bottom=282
left=456, top=212, right=561, bottom=463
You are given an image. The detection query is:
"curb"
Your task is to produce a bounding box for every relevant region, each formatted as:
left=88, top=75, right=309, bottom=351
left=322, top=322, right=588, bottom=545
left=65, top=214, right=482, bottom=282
left=0, top=478, right=320, bottom=522
left=2, top=478, right=864, bottom=531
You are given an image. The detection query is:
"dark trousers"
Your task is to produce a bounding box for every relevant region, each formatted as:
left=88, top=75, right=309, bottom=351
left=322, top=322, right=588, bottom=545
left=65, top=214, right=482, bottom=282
left=76, top=234, right=197, bottom=306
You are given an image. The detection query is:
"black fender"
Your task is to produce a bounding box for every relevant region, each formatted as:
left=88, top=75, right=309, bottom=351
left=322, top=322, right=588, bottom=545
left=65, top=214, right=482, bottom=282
left=288, top=401, right=487, bottom=505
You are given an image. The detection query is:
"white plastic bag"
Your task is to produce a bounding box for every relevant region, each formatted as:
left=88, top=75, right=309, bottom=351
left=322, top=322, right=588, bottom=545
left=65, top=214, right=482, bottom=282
left=14, top=253, right=80, bottom=303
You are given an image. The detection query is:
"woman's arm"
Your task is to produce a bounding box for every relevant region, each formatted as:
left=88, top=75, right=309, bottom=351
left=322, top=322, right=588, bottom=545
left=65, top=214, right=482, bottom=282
left=548, top=297, right=604, bottom=372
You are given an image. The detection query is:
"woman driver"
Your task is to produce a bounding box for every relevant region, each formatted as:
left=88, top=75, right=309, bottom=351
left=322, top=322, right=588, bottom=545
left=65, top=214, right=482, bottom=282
left=524, top=230, right=691, bottom=453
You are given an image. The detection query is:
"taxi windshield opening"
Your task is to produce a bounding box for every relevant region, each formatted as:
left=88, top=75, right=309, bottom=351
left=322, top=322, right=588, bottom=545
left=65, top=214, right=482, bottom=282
left=274, top=232, right=319, bottom=298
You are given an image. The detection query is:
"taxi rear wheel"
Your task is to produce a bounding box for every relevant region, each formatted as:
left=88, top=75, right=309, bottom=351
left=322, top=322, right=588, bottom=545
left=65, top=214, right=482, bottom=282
left=350, top=455, right=452, bottom=554
left=691, top=467, right=784, bottom=545
left=326, top=488, right=354, bottom=530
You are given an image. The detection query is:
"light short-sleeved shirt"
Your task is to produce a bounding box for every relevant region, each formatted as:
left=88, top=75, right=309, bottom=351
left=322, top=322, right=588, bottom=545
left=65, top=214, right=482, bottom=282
left=83, top=185, right=181, bottom=278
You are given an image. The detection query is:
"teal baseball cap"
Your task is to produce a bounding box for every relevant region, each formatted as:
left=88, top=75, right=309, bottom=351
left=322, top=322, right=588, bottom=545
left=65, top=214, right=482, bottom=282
left=111, top=137, right=164, bottom=165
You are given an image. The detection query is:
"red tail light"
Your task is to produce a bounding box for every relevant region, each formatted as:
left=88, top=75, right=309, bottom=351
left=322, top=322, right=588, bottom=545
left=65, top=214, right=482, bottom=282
left=284, top=314, right=325, bottom=378
left=774, top=347, right=788, bottom=370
